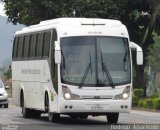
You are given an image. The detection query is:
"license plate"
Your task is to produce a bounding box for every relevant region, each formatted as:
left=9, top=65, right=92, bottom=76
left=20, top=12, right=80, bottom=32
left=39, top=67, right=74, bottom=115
left=91, top=104, right=104, bottom=110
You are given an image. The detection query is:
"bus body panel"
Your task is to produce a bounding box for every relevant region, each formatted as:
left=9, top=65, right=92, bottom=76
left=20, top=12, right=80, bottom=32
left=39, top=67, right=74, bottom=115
left=12, top=60, right=58, bottom=112
left=12, top=18, right=135, bottom=116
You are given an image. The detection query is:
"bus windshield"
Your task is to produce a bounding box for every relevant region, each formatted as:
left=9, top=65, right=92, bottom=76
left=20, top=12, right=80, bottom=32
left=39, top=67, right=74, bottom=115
left=60, top=36, right=131, bottom=87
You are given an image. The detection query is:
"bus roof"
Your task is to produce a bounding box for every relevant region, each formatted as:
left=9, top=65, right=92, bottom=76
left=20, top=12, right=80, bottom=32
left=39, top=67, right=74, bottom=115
left=15, top=18, right=124, bottom=35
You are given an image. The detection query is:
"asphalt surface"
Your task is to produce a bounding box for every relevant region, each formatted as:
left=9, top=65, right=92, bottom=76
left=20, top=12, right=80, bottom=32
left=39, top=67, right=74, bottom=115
left=0, top=99, right=160, bottom=130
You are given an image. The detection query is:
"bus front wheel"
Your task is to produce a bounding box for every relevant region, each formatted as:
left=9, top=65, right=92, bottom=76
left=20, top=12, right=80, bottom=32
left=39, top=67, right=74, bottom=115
left=106, top=113, right=119, bottom=124
left=48, top=113, right=60, bottom=122
left=21, top=94, right=31, bottom=118
left=45, top=93, right=60, bottom=122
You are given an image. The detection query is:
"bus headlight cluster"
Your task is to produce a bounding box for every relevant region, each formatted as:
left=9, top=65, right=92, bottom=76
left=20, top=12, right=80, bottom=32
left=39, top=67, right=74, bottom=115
left=114, top=86, right=131, bottom=100
left=64, top=93, right=71, bottom=99
left=62, top=86, right=81, bottom=100
left=122, top=93, right=129, bottom=99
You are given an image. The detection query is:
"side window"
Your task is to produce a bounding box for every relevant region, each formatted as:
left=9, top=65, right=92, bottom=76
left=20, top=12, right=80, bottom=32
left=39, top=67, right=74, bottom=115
left=52, top=30, right=57, bottom=78
left=30, top=34, right=37, bottom=58
left=12, top=37, right=18, bottom=60
left=17, top=36, right=24, bottom=59
left=43, top=31, right=51, bottom=57
left=51, top=29, right=58, bottom=93
left=36, top=33, right=44, bottom=57
left=23, top=35, right=30, bottom=59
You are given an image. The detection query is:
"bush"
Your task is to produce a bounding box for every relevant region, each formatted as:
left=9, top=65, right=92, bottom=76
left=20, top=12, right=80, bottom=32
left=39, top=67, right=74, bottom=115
left=150, top=93, right=159, bottom=99
left=132, top=95, right=139, bottom=107
left=153, top=98, right=160, bottom=110
left=145, top=98, right=154, bottom=109
left=133, top=89, right=144, bottom=98
left=138, top=99, right=146, bottom=108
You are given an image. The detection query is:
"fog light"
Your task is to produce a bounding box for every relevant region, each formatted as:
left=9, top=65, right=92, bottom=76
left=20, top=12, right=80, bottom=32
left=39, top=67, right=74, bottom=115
left=125, top=105, right=128, bottom=109
left=122, top=93, right=129, bottom=99
left=121, top=105, right=124, bottom=109
left=69, top=106, right=73, bottom=109
left=64, top=93, right=71, bottom=99
left=65, top=105, right=68, bottom=109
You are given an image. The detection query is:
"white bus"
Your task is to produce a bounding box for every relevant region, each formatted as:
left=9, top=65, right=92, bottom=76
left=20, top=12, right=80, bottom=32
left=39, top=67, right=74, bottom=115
left=12, top=18, right=143, bottom=123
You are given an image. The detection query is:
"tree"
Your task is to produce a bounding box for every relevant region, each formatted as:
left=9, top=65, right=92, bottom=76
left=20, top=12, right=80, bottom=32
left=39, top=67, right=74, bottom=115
left=2, top=0, right=160, bottom=95
left=1, top=58, right=11, bottom=79
left=147, top=33, right=160, bottom=71
left=147, top=33, right=160, bottom=93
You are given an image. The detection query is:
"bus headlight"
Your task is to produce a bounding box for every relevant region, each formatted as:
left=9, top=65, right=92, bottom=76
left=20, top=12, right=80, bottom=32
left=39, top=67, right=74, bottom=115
left=64, top=93, right=71, bottom=99
left=62, top=86, right=81, bottom=100
left=122, top=93, right=129, bottom=99
left=114, top=86, right=131, bottom=100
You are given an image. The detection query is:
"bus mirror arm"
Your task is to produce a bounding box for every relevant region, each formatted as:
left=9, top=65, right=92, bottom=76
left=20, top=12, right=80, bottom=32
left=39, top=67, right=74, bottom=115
left=54, top=41, right=61, bottom=64
left=130, top=42, right=143, bottom=65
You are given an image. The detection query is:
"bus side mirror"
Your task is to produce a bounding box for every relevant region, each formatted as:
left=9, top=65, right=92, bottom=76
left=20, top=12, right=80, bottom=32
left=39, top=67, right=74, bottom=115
left=54, top=41, right=61, bottom=64
left=130, top=42, right=143, bottom=65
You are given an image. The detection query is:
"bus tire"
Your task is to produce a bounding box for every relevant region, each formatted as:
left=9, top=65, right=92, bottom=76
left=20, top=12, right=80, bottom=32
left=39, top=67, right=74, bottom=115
left=31, top=110, right=41, bottom=118
left=45, top=93, right=60, bottom=122
left=106, top=113, right=119, bottom=124
left=69, top=115, right=79, bottom=119
left=79, top=115, right=88, bottom=119
left=45, top=93, right=49, bottom=112
left=21, top=92, right=31, bottom=118
left=48, top=113, right=60, bottom=122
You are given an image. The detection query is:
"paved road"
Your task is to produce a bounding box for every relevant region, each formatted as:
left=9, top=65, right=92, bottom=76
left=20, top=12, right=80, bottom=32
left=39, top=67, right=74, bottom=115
left=0, top=99, right=160, bottom=130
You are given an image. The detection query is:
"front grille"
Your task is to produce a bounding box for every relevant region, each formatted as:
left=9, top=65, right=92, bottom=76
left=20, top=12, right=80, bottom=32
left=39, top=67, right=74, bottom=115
left=0, top=99, right=7, bottom=102
left=81, top=95, right=113, bottom=100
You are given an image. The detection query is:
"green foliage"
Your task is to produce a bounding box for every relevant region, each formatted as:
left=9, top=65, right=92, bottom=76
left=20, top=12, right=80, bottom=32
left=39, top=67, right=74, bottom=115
left=138, top=98, right=160, bottom=110
left=132, top=95, right=139, bottom=106
left=150, top=92, right=159, bottom=99
left=138, top=99, right=146, bottom=108
left=133, top=89, right=144, bottom=98
left=3, top=69, right=11, bottom=79
left=145, top=98, right=154, bottom=109
left=153, top=98, right=160, bottom=110
left=147, top=33, right=160, bottom=71
left=1, top=0, right=128, bottom=25
left=3, top=66, right=11, bottom=80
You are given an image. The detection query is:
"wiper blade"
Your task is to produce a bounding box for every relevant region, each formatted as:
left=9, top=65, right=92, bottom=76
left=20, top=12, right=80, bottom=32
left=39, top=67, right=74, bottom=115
left=123, top=51, right=128, bottom=71
left=101, top=53, right=115, bottom=88
left=61, top=51, right=66, bottom=69
left=123, top=38, right=128, bottom=71
left=79, top=53, right=92, bottom=88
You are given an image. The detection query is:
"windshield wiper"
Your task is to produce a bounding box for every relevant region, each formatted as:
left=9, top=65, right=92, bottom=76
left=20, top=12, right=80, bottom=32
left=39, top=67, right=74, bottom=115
left=123, top=38, right=128, bottom=71
left=101, top=53, right=115, bottom=88
left=61, top=51, right=66, bottom=69
left=123, top=51, right=128, bottom=71
left=79, top=53, right=92, bottom=88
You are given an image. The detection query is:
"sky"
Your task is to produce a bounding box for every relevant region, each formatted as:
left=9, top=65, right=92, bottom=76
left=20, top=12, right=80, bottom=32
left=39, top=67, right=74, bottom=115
left=0, top=2, right=6, bottom=17
left=0, top=2, right=24, bottom=69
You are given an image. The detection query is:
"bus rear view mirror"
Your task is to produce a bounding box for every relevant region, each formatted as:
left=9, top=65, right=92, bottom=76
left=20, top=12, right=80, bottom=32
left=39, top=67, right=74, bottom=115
left=54, top=41, right=61, bottom=64
left=130, top=42, right=143, bottom=65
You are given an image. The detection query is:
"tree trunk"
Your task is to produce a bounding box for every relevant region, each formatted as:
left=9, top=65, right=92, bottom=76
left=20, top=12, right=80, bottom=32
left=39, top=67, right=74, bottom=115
left=133, top=65, right=147, bottom=97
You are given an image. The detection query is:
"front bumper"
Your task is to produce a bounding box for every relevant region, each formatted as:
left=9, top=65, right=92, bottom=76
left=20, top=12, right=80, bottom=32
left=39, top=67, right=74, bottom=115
left=0, top=96, right=8, bottom=105
left=59, top=98, right=131, bottom=114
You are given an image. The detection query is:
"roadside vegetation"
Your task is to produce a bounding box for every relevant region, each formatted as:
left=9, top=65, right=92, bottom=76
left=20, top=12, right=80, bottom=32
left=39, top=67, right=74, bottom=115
left=132, top=89, right=160, bottom=110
